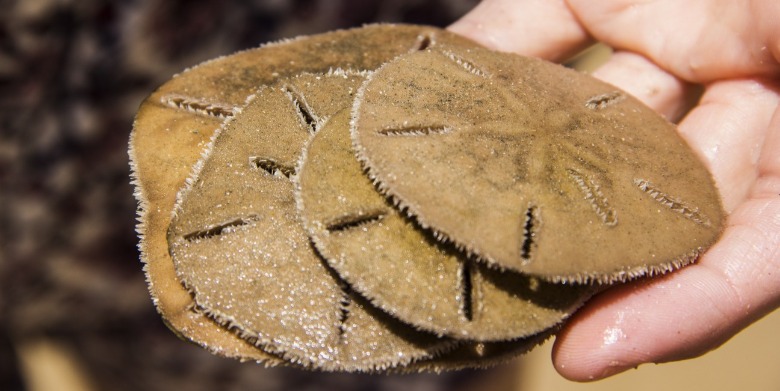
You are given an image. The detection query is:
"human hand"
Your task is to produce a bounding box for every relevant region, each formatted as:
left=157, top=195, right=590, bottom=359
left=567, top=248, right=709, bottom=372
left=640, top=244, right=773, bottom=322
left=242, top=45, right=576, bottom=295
left=449, top=0, right=780, bottom=381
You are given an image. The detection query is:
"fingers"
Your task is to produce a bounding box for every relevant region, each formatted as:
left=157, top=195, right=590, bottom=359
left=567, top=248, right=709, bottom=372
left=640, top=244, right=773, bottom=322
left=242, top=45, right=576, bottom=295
left=448, top=0, right=592, bottom=61
left=565, top=0, right=780, bottom=82
left=676, top=79, right=780, bottom=211
left=552, top=267, right=743, bottom=381
left=589, top=51, right=694, bottom=122
left=553, top=194, right=780, bottom=381
left=756, top=108, right=780, bottom=196
left=450, top=3, right=780, bottom=382
left=552, top=79, right=780, bottom=381
left=452, top=1, right=780, bottom=80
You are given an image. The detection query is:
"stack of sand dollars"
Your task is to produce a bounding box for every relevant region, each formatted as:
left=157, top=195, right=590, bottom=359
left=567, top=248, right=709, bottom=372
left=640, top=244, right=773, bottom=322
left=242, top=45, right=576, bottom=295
left=129, top=25, right=724, bottom=372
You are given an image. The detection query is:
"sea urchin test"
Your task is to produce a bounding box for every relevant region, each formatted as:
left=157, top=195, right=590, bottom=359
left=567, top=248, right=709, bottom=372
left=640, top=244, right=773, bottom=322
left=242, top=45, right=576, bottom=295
left=167, top=75, right=454, bottom=371
left=351, top=45, right=725, bottom=283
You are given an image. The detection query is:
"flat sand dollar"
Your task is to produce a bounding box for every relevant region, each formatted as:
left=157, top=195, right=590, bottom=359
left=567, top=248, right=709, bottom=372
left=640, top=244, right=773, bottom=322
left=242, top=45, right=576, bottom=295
left=352, top=46, right=725, bottom=283
left=167, top=74, right=457, bottom=371
left=296, top=109, right=591, bottom=341
left=129, top=24, right=478, bottom=363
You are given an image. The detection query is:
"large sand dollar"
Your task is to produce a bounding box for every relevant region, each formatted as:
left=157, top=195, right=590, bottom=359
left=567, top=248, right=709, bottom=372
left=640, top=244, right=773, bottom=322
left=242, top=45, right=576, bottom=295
left=351, top=46, right=725, bottom=283
left=167, top=76, right=456, bottom=371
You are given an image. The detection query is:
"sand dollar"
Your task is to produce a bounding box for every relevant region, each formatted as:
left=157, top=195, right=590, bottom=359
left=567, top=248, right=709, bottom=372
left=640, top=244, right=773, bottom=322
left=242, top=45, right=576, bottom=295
left=351, top=46, right=725, bottom=283
left=296, top=109, right=591, bottom=341
left=167, top=73, right=463, bottom=370
left=129, top=24, right=478, bottom=364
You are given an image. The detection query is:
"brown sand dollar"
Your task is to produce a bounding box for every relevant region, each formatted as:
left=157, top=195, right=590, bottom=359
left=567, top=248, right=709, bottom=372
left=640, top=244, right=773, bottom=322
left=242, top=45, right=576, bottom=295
left=129, top=25, right=478, bottom=364
left=167, top=73, right=462, bottom=371
left=351, top=46, right=725, bottom=283
left=296, top=109, right=591, bottom=341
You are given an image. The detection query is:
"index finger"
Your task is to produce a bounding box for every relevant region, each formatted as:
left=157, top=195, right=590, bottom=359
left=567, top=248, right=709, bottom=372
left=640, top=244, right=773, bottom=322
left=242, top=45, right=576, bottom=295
left=448, top=0, right=592, bottom=61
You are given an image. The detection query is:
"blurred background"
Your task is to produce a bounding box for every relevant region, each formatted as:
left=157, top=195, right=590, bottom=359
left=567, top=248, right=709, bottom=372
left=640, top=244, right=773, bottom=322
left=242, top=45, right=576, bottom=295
left=1, top=1, right=778, bottom=390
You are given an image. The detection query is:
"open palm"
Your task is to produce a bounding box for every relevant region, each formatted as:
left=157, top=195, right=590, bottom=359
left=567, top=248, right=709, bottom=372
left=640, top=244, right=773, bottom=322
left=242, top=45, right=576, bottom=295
left=450, top=0, right=780, bottom=381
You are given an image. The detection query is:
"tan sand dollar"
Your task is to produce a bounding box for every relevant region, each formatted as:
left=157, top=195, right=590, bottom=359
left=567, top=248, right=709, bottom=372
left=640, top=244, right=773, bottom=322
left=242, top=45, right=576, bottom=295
left=167, top=73, right=461, bottom=371
left=296, top=109, right=592, bottom=341
left=351, top=46, right=725, bottom=283
left=129, top=24, right=478, bottom=364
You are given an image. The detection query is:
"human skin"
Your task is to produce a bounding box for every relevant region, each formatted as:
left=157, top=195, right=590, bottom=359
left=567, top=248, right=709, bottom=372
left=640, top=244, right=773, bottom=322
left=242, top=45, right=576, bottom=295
left=449, top=0, right=780, bottom=382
